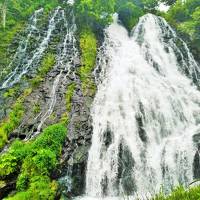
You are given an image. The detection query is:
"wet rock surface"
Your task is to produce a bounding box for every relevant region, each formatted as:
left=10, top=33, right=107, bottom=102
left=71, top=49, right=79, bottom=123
left=0, top=6, right=97, bottom=199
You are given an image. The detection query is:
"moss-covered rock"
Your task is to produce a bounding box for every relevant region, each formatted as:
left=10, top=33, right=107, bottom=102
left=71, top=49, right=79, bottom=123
left=79, top=29, right=97, bottom=97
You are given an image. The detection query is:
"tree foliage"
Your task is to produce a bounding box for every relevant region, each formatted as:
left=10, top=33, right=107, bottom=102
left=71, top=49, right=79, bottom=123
left=74, top=0, right=116, bottom=28
left=164, top=0, right=200, bottom=57
left=160, top=0, right=177, bottom=6
left=117, top=2, right=144, bottom=31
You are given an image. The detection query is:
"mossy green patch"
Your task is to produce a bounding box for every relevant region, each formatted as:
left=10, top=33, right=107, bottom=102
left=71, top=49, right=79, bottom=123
left=0, top=52, right=56, bottom=150
left=66, top=83, right=76, bottom=113
left=79, top=29, right=97, bottom=96
left=30, top=53, right=56, bottom=88
left=0, top=88, right=32, bottom=149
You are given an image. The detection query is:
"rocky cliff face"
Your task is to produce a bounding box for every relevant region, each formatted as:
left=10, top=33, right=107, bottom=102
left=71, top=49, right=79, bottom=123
left=0, top=4, right=98, bottom=199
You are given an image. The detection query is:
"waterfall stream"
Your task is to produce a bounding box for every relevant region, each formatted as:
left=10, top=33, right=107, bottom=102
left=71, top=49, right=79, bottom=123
left=0, top=8, right=44, bottom=84
left=79, top=14, right=200, bottom=200
left=27, top=9, right=78, bottom=139
left=0, top=7, right=62, bottom=89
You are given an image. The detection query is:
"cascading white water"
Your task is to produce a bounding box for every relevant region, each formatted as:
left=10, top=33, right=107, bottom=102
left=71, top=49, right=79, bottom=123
left=0, top=7, right=62, bottom=89
left=28, top=9, right=78, bottom=139
left=0, top=8, right=43, bottom=85
left=79, top=14, right=200, bottom=200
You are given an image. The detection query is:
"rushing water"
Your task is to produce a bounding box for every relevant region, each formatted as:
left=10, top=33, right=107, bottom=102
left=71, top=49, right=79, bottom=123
left=27, top=9, right=78, bottom=139
left=79, top=14, right=200, bottom=200
left=0, top=8, right=43, bottom=86
left=0, top=7, right=62, bottom=89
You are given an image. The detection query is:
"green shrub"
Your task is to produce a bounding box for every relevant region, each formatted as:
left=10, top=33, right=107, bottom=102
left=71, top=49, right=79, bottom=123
left=0, top=123, right=66, bottom=199
left=7, top=176, right=57, bottom=200
left=163, top=0, right=200, bottom=55
left=32, top=123, right=66, bottom=156
left=74, top=0, right=115, bottom=28
left=0, top=140, right=30, bottom=178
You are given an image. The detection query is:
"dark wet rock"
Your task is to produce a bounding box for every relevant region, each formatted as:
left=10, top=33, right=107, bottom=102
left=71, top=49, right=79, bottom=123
left=0, top=177, right=17, bottom=199
left=193, top=132, right=200, bottom=144
left=118, top=142, right=136, bottom=195
left=103, top=126, right=113, bottom=148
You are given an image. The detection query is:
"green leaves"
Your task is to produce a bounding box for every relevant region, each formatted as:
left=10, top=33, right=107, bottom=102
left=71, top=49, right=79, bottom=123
left=152, top=186, right=200, bottom=200
left=142, top=0, right=158, bottom=10
left=10, top=176, right=57, bottom=200
left=0, top=140, right=29, bottom=178
left=0, top=123, right=66, bottom=199
left=164, top=0, right=200, bottom=55
left=75, top=0, right=116, bottom=27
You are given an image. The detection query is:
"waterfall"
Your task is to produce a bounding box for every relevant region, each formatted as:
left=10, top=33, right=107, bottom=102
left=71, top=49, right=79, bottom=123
left=0, top=8, right=43, bottom=84
left=27, top=10, right=79, bottom=139
left=0, top=7, right=62, bottom=89
left=79, top=14, right=200, bottom=199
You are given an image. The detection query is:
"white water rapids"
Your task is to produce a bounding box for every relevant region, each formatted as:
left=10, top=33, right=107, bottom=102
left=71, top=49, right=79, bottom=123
left=78, top=14, right=200, bottom=200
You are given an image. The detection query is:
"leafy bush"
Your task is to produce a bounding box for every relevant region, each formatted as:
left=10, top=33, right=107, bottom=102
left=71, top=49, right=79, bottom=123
left=74, top=0, right=116, bottom=28
left=0, top=123, right=67, bottom=199
left=163, top=0, right=200, bottom=56
left=8, top=176, right=57, bottom=200
left=0, top=140, right=30, bottom=178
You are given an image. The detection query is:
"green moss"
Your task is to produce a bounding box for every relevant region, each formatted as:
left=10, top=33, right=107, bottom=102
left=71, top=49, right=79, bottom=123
left=0, top=51, right=56, bottom=149
left=0, top=88, right=32, bottom=149
left=0, top=52, right=55, bottom=149
left=0, top=123, right=66, bottom=199
left=30, top=53, right=55, bottom=88
left=66, top=83, right=76, bottom=112
left=3, top=86, right=19, bottom=98
left=79, top=29, right=97, bottom=96
left=60, top=113, right=69, bottom=125
left=49, top=112, right=56, bottom=121
left=61, top=83, right=76, bottom=125
left=0, top=23, right=24, bottom=77
left=33, top=103, right=41, bottom=114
